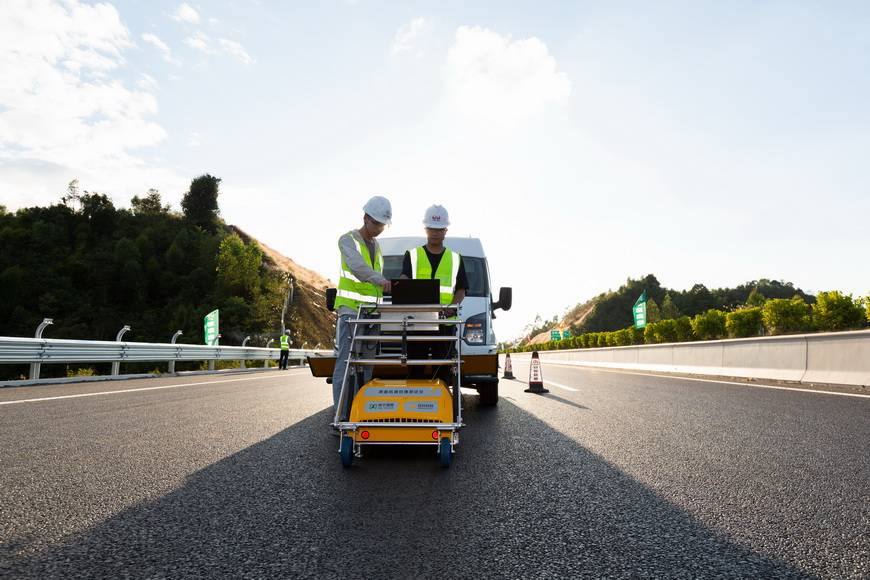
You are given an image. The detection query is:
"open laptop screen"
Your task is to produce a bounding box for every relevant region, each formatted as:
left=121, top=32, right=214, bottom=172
left=390, top=279, right=439, bottom=305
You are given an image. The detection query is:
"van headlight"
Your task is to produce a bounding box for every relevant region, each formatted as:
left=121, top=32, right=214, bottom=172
left=463, top=313, right=486, bottom=344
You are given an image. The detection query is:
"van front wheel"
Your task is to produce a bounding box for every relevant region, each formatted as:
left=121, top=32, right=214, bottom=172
left=478, top=381, right=498, bottom=406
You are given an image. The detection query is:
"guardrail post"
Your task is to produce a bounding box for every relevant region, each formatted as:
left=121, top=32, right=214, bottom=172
left=168, top=330, right=182, bottom=374
left=265, top=339, right=274, bottom=368
left=208, top=334, right=220, bottom=371
left=240, top=336, right=251, bottom=369
left=29, top=318, right=54, bottom=380
left=111, top=325, right=131, bottom=376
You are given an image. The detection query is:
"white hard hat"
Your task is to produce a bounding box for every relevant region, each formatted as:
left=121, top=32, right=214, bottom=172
left=363, top=195, right=392, bottom=225
left=423, top=204, right=449, bottom=228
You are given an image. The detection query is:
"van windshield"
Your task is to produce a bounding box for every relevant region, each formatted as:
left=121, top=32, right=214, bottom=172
left=383, top=255, right=489, bottom=298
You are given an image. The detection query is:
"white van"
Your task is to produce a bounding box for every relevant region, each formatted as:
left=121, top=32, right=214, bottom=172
left=311, top=236, right=511, bottom=405
left=378, top=236, right=512, bottom=405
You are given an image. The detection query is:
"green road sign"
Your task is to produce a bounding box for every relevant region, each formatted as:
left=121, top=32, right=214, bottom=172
left=550, top=330, right=561, bottom=341
left=562, top=330, right=571, bottom=339
left=204, top=309, right=219, bottom=345
left=633, top=291, right=648, bottom=329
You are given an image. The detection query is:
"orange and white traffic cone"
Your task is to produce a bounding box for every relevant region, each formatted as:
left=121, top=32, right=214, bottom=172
left=503, top=353, right=515, bottom=379
left=524, top=350, right=549, bottom=394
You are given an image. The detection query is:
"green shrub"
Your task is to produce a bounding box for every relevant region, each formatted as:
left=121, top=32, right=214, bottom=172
left=691, top=309, right=727, bottom=340
left=762, top=297, right=811, bottom=335
left=631, top=327, right=645, bottom=345
left=614, top=328, right=633, bottom=346
left=67, top=367, right=96, bottom=377
left=597, top=333, right=608, bottom=348
left=656, top=319, right=679, bottom=343
left=644, top=324, right=657, bottom=344
left=674, top=316, right=694, bottom=342
left=812, top=291, right=865, bottom=331
left=865, top=296, right=870, bottom=324
left=726, top=307, right=763, bottom=338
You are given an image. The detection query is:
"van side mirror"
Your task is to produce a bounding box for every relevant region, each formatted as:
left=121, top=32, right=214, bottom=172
left=326, top=288, right=337, bottom=312
left=492, top=287, right=512, bottom=312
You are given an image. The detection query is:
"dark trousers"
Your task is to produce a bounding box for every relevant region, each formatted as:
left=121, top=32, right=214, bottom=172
left=279, top=350, right=289, bottom=369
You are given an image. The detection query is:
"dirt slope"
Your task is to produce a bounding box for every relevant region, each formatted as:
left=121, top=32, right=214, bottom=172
left=232, top=226, right=336, bottom=349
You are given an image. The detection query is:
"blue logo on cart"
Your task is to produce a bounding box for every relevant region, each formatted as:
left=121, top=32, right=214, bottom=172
left=404, top=401, right=439, bottom=413
left=365, top=401, right=398, bottom=413
left=366, top=387, right=440, bottom=398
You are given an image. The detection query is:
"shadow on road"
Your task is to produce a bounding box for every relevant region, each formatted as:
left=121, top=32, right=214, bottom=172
left=6, top=396, right=806, bottom=578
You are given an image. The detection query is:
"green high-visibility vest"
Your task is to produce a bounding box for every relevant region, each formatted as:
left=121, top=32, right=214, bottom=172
left=410, top=246, right=460, bottom=305
left=334, top=231, right=383, bottom=312
left=280, top=335, right=290, bottom=350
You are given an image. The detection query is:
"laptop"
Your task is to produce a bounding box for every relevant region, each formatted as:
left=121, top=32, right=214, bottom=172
left=381, top=279, right=440, bottom=331
left=390, top=278, right=439, bottom=305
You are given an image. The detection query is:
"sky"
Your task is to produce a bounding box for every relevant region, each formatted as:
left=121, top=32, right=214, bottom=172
left=1, top=0, right=869, bottom=341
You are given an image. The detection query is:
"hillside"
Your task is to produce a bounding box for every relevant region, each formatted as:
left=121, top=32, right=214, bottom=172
left=0, top=178, right=335, bottom=378
left=232, top=226, right=335, bottom=348
left=520, top=274, right=813, bottom=346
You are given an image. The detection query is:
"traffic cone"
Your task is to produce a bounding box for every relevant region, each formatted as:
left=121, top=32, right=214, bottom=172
left=503, top=353, right=515, bottom=379
left=524, top=350, right=549, bottom=394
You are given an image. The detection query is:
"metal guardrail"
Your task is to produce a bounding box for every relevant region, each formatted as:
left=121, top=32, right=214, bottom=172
left=0, top=336, right=332, bottom=381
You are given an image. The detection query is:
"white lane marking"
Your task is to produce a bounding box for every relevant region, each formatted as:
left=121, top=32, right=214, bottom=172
left=544, top=381, right=578, bottom=392
left=537, top=361, right=870, bottom=399
left=0, top=371, right=307, bottom=406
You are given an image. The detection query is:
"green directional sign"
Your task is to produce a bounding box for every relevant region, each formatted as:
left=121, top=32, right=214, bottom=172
left=633, top=291, right=648, bottom=329
left=204, top=309, right=219, bottom=345
left=562, top=330, right=571, bottom=339
left=550, top=330, right=562, bottom=341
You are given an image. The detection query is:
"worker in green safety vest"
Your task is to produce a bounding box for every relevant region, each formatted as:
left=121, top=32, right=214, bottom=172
left=279, top=330, right=291, bottom=370
left=400, top=204, right=468, bottom=311
left=400, top=204, right=468, bottom=379
left=331, top=195, right=393, bottom=419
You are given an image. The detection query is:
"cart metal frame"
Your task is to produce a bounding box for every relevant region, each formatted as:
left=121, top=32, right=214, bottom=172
left=332, top=302, right=464, bottom=460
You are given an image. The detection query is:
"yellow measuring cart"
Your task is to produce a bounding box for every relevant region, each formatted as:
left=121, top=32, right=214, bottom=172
left=333, top=303, right=464, bottom=467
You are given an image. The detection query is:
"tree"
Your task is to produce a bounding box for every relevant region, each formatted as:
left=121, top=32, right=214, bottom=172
left=865, top=296, right=870, bottom=325
left=131, top=189, right=170, bottom=216
left=691, top=309, right=726, bottom=340
left=661, top=293, right=681, bottom=320
left=745, top=287, right=767, bottom=308
left=674, top=316, right=694, bottom=342
left=726, top=307, right=763, bottom=338
left=216, top=234, right=263, bottom=299
left=61, top=179, right=81, bottom=210
left=181, top=174, right=221, bottom=231
left=811, top=291, right=864, bottom=331
left=646, top=298, right=661, bottom=323
left=762, top=297, right=810, bottom=335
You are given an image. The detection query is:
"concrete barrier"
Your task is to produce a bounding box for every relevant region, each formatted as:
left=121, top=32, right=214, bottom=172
left=506, top=330, right=870, bottom=388
left=803, top=331, right=870, bottom=386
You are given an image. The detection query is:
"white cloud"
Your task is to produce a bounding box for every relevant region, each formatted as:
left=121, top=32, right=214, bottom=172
left=172, top=3, right=200, bottom=25
left=184, top=33, right=253, bottom=64
left=137, top=73, right=159, bottom=91
left=218, top=38, right=253, bottom=65
left=443, top=26, right=571, bottom=123
left=0, top=0, right=176, bottom=207
left=184, top=31, right=212, bottom=53
left=391, top=17, right=426, bottom=57
left=141, top=32, right=179, bottom=65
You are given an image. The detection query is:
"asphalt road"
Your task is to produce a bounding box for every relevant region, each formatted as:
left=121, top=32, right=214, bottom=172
left=1, top=363, right=868, bottom=579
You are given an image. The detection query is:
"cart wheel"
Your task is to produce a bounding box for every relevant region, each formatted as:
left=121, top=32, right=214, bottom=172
left=438, top=437, right=452, bottom=468
left=340, top=435, right=354, bottom=468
